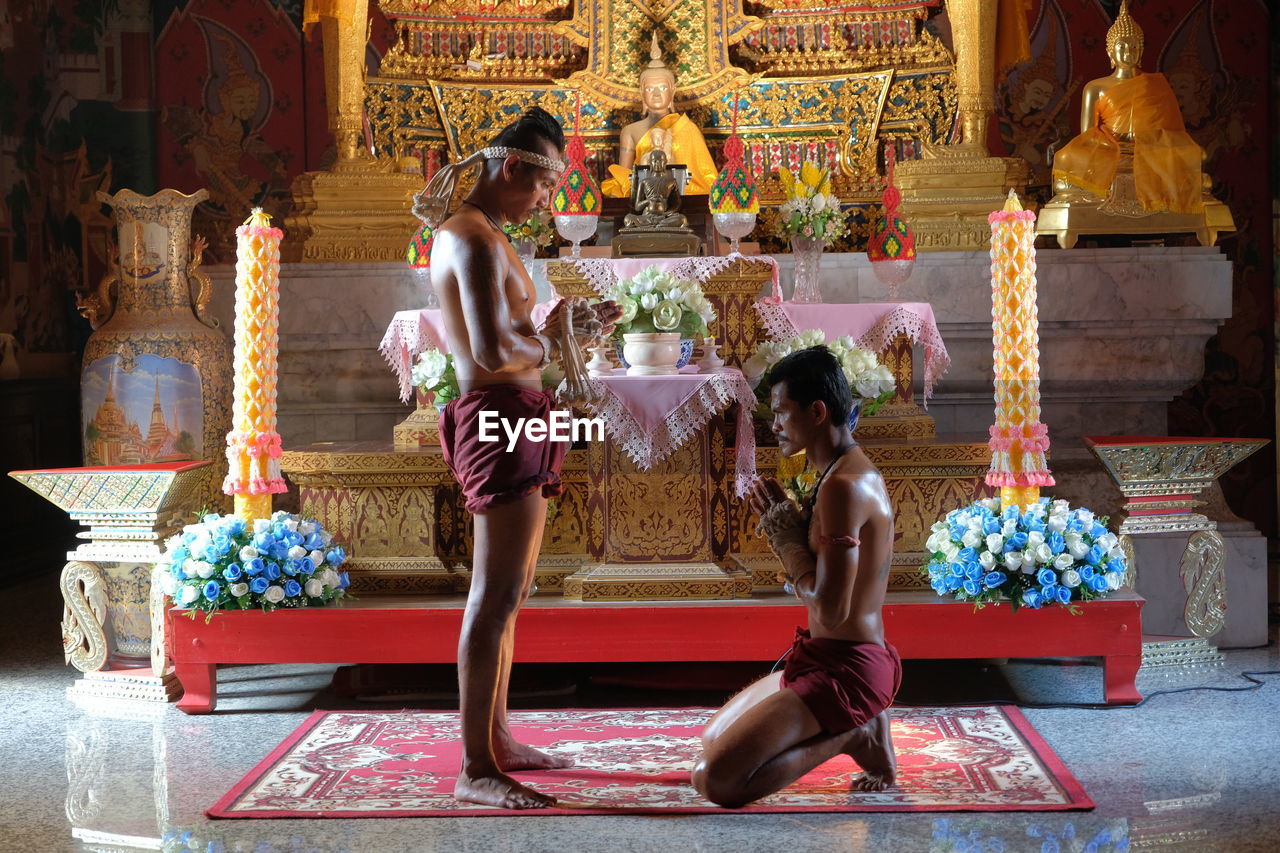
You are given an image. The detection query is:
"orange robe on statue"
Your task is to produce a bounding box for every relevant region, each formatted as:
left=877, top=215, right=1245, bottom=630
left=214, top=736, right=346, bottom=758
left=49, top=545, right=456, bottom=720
left=602, top=113, right=720, bottom=198
left=1053, top=73, right=1204, bottom=214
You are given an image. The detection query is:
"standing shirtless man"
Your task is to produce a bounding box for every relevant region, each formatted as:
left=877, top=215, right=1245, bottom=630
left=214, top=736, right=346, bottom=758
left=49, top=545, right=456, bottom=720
left=692, top=346, right=900, bottom=807
left=430, top=107, right=619, bottom=809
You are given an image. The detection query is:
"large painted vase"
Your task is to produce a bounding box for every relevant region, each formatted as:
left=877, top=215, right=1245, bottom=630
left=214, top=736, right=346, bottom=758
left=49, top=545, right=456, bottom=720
left=80, top=189, right=232, bottom=512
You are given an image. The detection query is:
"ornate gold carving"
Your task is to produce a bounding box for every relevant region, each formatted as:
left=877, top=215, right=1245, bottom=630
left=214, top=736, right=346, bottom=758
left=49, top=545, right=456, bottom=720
left=1180, top=530, right=1227, bottom=639
left=393, top=400, right=441, bottom=449
left=1088, top=439, right=1268, bottom=499
left=1036, top=196, right=1235, bottom=250
left=1119, top=533, right=1138, bottom=589
left=149, top=564, right=171, bottom=677
left=61, top=561, right=111, bottom=673
left=562, top=563, right=740, bottom=601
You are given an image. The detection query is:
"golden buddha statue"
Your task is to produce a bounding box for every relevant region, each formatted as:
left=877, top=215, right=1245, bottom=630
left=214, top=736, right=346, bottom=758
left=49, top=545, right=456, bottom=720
left=600, top=32, right=719, bottom=199
left=1051, top=0, right=1203, bottom=215
left=622, top=150, right=689, bottom=230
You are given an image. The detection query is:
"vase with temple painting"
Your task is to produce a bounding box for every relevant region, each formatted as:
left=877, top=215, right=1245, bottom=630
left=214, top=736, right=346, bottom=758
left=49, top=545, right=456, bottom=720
left=78, top=188, right=233, bottom=513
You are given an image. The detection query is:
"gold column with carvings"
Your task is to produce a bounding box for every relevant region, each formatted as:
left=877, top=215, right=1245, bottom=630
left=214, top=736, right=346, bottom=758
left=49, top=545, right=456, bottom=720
left=895, top=0, right=1030, bottom=251
left=284, top=0, right=424, bottom=263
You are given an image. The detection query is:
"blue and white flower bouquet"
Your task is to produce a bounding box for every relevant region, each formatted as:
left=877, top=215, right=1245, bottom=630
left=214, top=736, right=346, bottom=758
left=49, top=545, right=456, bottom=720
left=923, top=497, right=1127, bottom=610
left=160, top=511, right=350, bottom=616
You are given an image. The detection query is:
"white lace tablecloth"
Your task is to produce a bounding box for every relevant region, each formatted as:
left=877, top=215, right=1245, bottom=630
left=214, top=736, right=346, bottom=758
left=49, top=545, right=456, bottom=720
left=586, top=366, right=758, bottom=496
left=563, top=254, right=778, bottom=296
left=753, top=301, right=951, bottom=403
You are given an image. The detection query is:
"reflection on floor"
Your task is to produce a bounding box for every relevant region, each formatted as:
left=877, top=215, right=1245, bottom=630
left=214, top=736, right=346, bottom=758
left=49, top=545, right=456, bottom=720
left=1, top=573, right=1277, bottom=853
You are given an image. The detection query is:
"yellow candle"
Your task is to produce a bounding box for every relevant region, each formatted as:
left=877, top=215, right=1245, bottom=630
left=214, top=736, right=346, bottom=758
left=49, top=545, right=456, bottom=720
left=987, top=191, right=1053, bottom=511
left=223, top=208, right=285, bottom=520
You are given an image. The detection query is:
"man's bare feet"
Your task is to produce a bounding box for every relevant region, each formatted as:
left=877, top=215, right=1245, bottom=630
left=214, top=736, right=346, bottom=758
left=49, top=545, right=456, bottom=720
left=844, top=711, right=897, bottom=792
left=494, top=738, right=574, bottom=771
left=454, top=770, right=556, bottom=809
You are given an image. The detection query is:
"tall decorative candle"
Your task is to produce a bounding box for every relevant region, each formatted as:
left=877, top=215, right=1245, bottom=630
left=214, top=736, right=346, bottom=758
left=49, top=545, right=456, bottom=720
left=986, top=190, right=1053, bottom=510
left=223, top=208, right=286, bottom=521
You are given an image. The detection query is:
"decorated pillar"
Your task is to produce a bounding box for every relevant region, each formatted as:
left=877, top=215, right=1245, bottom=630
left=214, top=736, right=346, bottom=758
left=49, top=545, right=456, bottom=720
left=223, top=209, right=286, bottom=521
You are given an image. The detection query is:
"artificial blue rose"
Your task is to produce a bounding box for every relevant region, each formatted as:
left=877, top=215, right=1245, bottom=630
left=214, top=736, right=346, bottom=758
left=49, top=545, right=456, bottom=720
left=169, top=546, right=189, bottom=565
left=931, top=577, right=949, bottom=595
left=222, top=563, right=243, bottom=582
left=1080, top=565, right=1096, bottom=581
left=270, top=542, right=291, bottom=561
left=1047, top=532, right=1066, bottom=554
left=1055, top=586, right=1072, bottom=604
left=339, top=572, right=351, bottom=589
left=962, top=579, right=980, bottom=597
left=1108, top=558, right=1127, bottom=575
left=946, top=575, right=963, bottom=592
left=1023, top=516, right=1046, bottom=534
left=1090, top=522, right=1108, bottom=539
left=202, top=513, right=221, bottom=524
left=298, top=557, right=316, bottom=575
left=228, top=517, right=248, bottom=536
left=1086, top=544, right=1106, bottom=565
left=1040, top=584, right=1058, bottom=600
left=983, top=571, right=1005, bottom=589
left=265, top=562, right=282, bottom=581
left=284, top=560, right=300, bottom=577
left=249, top=576, right=270, bottom=594
left=1001, top=504, right=1020, bottom=521
left=283, top=579, right=302, bottom=598
left=965, top=563, right=983, bottom=581
left=327, top=546, right=347, bottom=567
left=1037, top=568, right=1056, bottom=586
left=957, top=547, right=980, bottom=564
left=245, top=557, right=266, bottom=576
left=949, top=524, right=966, bottom=542
left=982, top=518, right=1001, bottom=535
left=253, top=532, right=273, bottom=551
left=1021, top=589, right=1042, bottom=608
left=1087, top=575, right=1108, bottom=592
left=1066, top=518, right=1084, bottom=532
left=203, top=580, right=221, bottom=601
left=949, top=562, right=966, bottom=577
left=1004, top=531, right=1029, bottom=552
left=303, top=532, right=324, bottom=551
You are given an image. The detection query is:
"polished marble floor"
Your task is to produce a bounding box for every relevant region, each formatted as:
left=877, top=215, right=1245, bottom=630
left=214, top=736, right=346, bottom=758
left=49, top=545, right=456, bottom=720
left=2, top=572, right=1278, bottom=853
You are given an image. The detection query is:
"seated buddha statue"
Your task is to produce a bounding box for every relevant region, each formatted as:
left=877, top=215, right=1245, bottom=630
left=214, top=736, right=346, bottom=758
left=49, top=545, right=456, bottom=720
left=1051, top=0, right=1204, bottom=215
left=600, top=31, right=719, bottom=199
left=622, top=150, right=689, bottom=230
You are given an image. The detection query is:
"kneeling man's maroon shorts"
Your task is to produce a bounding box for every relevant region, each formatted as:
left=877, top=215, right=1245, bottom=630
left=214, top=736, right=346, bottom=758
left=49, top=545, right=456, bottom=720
left=439, top=384, right=569, bottom=514
left=781, top=628, right=902, bottom=735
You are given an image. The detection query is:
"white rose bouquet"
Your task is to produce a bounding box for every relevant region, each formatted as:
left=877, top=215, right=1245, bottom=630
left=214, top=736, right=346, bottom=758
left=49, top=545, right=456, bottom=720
left=413, top=347, right=563, bottom=401
left=605, top=265, right=716, bottom=339
left=923, top=498, right=1128, bottom=610
left=743, top=331, right=896, bottom=417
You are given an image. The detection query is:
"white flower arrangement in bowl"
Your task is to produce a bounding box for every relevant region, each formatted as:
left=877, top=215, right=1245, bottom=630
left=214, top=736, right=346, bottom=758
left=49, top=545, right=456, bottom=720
left=604, top=266, right=717, bottom=374
left=744, top=331, right=896, bottom=426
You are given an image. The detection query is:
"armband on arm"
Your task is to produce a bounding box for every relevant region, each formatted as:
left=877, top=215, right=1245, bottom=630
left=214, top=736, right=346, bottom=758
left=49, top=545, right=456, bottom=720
left=531, top=333, right=557, bottom=368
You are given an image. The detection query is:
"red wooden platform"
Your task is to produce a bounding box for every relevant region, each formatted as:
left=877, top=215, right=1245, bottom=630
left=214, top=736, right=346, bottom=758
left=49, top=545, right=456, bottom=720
left=165, top=590, right=1144, bottom=713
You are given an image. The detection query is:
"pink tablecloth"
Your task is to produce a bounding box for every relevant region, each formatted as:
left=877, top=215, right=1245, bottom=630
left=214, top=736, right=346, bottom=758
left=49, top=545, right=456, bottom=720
left=565, top=255, right=778, bottom=297
left=379, top=302, right=562, bottom=402
left=586, top=366, right=758, bottom=496
left=753, top=301, right=950, bottom=402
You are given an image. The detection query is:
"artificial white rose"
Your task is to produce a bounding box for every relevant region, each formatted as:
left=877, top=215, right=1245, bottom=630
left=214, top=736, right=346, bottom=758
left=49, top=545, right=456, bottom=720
left=978, top=550, right=997, bottom=570
left=640, top=292, right=659, bottom=311
left=986, top=533, right=1005, bottom=554
left=1061, top=569, right=1082, bottom=588
left=925, top=529, right=951, bottom=554
left=195, top=561, right=217, bottom=579
left=287, top=545, right=307, bottom=560
left=1108, top=546, right=1126, bottom=561
left=239, top=546, right=258, bottom=562
left=743, top=355, right=769, bottom=385
left=264, top=585, right=286, bottom=603
left=1004, top=551, right=1025, bottom=572
left=179, top=585, right=200, bottom=605
left=1002, top=518, right=1018, bottom=537
left=855, top=377, right=883, bottom=399
left=1053, top=553, right=1074, bottom=571
left=309, top=549, right=325, bottom=566
left=160, top=573, right=178, bottom=596
left=254, top=519, right=271, bottom=535
left=411, top=349, right=448, bottom=387
left=1106, top=572, right=1123, bottom=590
left=1068, top=540, right=1090, bottom=560
left=665, top=287, right=685, bottom=303
left=1046, top=515, right=1068, bottom=533
left=323, top=569, right=340, bottom=588
left=800, top=329, right=826, bottom=348
left=1033, top=543, right=1055, bottom=565
left=229, top=582, right=249, bottom=597
left=282, top=518, right=299, bottom=533
left=1052, top=499, right=1070, bottom=512
left=1064, top=530, right=1083, bottom=545
left=930, top=520, right=949, bottom=534
left=961, top=529, right=983, bottom=548
left=628, top=280, right=648, bottom=296
left=1027, top=531, right=1046, bottom=549
left=305, top=579, right=325, bottom=598
left=182, top=559, right=199, bottom=579
left=299, top=521, right=317, bottom=536
left=1096, top=533, right=1118, bottom=551
left=966, top=517, right=984, bottom=532
left=1075, top=509, right=1095, bottom=526
left=979, top=497, right=1002, bottom=513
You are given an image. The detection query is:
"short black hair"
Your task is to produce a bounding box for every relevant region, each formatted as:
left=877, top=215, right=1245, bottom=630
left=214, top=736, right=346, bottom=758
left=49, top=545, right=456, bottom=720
left=765, top=345, right=853, bottom=425
left=488, top=106, right=565, bottom=157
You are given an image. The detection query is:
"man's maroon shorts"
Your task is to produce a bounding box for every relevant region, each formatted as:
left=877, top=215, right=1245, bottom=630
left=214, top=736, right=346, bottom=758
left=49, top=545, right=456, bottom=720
left=780, top=628, right=902, bottom=735
left=439, top=384, right=569, bottom=514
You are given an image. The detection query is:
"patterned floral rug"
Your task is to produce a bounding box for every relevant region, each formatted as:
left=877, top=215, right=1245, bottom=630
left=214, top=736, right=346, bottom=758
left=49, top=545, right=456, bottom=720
left=208, top=706, right=1093, bottom=818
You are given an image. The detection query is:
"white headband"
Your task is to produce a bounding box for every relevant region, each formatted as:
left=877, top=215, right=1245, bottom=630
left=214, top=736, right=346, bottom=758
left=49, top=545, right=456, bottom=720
left=411, top=146, right=566, bottom=228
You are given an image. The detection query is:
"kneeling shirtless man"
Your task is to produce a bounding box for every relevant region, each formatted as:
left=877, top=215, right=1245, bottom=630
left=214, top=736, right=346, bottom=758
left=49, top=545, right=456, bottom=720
left=692, top=346, right=900, bottom=808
